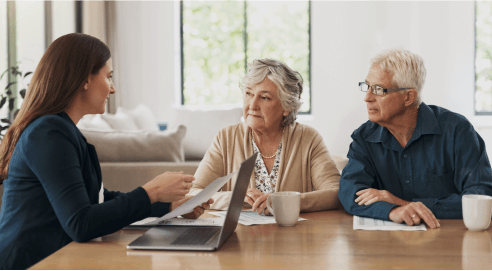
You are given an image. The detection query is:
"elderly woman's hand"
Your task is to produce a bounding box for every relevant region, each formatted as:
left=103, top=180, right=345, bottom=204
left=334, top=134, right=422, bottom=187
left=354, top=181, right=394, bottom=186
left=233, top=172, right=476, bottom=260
left=245, top=188, right=264, bottom=206
left=170, top=195, right=214, bottom=219
left=252, top=193, right=272, bottom=215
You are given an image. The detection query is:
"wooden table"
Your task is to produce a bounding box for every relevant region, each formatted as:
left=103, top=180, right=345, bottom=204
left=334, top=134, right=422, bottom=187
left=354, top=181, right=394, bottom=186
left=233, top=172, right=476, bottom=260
left=30, top=210, right=492, bottom=269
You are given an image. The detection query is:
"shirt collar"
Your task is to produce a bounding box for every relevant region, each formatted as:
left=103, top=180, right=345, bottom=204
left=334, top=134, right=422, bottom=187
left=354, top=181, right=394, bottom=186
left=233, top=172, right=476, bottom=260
left=58, top=111, right=75, bottom=126
left=365, top=103, right=441, bottom=151
left=418, top=102, right=441, bottom=136
left=366, top=124, right=400, bottom=151
left=59, top=111, right=88, bottom=142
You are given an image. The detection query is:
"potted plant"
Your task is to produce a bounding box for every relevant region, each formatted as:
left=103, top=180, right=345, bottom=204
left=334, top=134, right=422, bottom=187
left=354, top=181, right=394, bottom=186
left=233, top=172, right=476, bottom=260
left=0, top=65, right=32, bottom=139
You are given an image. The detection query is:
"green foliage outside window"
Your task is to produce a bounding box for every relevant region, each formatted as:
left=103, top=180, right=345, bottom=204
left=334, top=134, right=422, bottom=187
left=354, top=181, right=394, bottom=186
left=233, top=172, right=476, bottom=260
left=476, top=1, right=492, bottom=113
left=182, top=1, right=311, bottom=113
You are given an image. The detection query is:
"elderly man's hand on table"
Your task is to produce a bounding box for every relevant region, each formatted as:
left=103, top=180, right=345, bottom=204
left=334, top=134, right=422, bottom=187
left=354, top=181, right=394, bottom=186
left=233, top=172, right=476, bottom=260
left=389, top=202, right=440, bottom=229
left=355, top=188, right=411, bottom=206
left=171, top=195, right=214, bottom=219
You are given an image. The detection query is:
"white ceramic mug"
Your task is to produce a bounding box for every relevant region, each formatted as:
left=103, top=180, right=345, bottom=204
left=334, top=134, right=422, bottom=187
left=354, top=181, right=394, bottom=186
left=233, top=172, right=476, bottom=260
left=266, top=192, right=301, bottom=227
left=462, top=194, right=492, bottom=231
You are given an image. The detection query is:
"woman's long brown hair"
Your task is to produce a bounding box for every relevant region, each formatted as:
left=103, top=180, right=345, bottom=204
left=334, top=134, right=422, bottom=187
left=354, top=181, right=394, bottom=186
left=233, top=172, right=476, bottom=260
left=0, top=33, right=110, bottom=183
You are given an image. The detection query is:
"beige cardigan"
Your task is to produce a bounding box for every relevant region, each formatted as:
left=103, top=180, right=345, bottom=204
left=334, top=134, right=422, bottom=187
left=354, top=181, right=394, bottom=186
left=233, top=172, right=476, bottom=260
left=190, top=122, right=341, bottom=212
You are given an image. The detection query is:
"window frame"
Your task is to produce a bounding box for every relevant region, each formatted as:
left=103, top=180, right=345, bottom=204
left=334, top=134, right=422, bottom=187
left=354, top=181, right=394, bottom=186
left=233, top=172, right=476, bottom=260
left=474, top=0, right=492, bottom=116
left=2, top=1, right=81, bottom=119
left=179, top=0, right=312, bottom=115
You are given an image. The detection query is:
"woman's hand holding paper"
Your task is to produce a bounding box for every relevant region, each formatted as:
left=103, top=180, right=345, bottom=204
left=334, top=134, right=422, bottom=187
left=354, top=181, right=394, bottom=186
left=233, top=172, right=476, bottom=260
left=142, top=172, right=195, bottom=204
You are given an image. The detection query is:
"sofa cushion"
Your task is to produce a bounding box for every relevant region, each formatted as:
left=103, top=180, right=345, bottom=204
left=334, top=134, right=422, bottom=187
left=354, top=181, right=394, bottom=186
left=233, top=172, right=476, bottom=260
left=80, top=125, right=186, bottom=162
left=101, top=162, right=201, bottom=192
left=118, top=104, right=159, bottom=131
left=170, top=105, right=243, bottom=160
left=100, top=111, right=139, bottom=130
left=77, top=114, right=112, bottom=130
left=332, top=155, right=349, bottom=173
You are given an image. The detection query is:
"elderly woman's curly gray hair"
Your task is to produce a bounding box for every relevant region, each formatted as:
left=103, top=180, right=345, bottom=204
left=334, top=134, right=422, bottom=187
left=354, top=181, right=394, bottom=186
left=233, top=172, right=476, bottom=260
left=240, top=58, right=303, bottom=127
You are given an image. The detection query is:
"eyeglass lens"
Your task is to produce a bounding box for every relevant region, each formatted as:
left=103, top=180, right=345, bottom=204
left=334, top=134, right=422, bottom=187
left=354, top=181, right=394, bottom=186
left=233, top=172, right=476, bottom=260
left=373, top=86, right=383, bottom=95
left=360, top=83, right=385, bottom=95
left=360, top=83, right=369, bottom=92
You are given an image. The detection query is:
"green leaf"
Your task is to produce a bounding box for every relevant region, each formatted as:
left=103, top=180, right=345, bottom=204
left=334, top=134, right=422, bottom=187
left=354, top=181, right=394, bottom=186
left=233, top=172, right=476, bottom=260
left=0, top=69, right=9, bottom=80
left=10, top=66, right=20, bottom=76
left=8, top=98, right=15, bottom=111
left=5, top=81, right=16, bottom=90
left=0, top=125, right=10, bottom=132
left=19, top=89, right=26, bottom=99
left=0, top=96, right=6, bottom=108
left=23, top=72, right=32, bottom=78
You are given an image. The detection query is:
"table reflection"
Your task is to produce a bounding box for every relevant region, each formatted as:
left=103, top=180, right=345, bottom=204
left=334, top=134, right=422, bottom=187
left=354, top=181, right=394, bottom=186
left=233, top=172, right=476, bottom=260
left=389, top=228, right=440, bottom=246
left=462, top=230, right=492, bottom=269
left=127, top=249, right=223, bottom=269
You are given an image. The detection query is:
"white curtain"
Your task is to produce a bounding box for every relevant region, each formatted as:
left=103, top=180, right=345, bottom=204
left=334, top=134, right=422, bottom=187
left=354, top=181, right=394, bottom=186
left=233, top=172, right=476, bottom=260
left=104, top=1, right=120, bottom=114
left=83, top=1, right=120, bottom=114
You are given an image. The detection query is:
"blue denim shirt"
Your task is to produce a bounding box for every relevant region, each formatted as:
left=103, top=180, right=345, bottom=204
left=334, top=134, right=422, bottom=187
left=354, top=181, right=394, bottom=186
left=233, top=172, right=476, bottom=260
left=339, top=103, right=492, bottom=220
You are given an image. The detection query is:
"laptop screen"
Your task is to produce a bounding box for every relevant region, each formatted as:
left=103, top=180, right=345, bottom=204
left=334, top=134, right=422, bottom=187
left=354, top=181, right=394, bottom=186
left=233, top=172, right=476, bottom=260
left=217, top=153, right=257, bottom=247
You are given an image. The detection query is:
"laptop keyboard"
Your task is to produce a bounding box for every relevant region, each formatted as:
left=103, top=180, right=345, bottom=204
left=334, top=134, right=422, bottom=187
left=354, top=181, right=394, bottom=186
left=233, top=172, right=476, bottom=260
left=171, top=228, right=221, bottom=246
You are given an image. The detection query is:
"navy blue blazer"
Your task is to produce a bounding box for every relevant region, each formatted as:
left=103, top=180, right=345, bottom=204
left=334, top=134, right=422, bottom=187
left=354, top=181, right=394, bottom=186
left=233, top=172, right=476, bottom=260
left=0, top=112, right=170, bottom=269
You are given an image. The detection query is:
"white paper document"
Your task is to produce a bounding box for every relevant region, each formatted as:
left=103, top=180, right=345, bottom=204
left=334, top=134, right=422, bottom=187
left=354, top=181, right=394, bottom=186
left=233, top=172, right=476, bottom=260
left=151, top=171, right=238, bottom=223
left=353, top=215, right=427, bottom=231
left=129, top=217, right=225, bottom=227
left=210, top=210, right=307, bottom=226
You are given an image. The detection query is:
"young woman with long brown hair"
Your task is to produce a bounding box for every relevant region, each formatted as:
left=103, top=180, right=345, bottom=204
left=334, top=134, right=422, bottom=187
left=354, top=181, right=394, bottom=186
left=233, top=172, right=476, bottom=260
left=0, top=33, right=212, bottom=270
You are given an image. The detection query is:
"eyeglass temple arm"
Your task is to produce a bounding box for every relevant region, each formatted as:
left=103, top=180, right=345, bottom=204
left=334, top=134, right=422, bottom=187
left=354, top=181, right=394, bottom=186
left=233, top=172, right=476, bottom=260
left=384, top=87, right=413, bottom=92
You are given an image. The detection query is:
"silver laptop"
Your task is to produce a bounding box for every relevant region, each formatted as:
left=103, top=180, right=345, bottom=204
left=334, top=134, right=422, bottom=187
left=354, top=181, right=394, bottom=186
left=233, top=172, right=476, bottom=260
left=127, top=153, right=257, bottom=251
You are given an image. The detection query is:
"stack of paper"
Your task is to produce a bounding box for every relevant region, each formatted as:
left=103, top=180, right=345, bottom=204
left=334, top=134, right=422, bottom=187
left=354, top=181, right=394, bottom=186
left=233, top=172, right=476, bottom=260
left=353, top=215, right=427, bottom=231
left=210, top=210, right=307, bottom=226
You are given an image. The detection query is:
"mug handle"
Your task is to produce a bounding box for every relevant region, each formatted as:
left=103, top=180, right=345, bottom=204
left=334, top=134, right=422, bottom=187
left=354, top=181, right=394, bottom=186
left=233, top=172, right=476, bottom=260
left=266, top=194, right=274, bottom=216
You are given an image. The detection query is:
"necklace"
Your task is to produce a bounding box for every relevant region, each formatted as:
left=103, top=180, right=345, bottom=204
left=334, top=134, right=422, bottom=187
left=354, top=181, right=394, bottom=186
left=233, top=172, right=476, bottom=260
left=251, top=129, right=282, bottom=159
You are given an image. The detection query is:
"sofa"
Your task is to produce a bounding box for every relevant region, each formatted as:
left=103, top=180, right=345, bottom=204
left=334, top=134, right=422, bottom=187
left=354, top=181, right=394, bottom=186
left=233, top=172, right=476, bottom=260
left=99, top=156, right=348, bottom=193
left=78, top=104, right=349, bottom=193
left=78, top=104, right=246, bottom=192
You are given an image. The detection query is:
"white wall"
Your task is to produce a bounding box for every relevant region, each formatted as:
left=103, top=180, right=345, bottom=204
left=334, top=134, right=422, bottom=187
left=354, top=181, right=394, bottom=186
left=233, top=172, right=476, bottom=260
left=113, top=1, right=176, bottom=122
left=307, top=1, right=475, bottom=155
left=0, top=4, right=8, bottom=120
left=114, top=1, right=477, bottom=156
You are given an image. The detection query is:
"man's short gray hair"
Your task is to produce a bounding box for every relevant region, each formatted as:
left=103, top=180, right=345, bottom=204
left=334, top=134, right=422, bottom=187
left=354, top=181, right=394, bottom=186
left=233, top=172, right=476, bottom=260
left=240, top=58, right=303, bottom=127
left=370, top=48, right=426, bottom=107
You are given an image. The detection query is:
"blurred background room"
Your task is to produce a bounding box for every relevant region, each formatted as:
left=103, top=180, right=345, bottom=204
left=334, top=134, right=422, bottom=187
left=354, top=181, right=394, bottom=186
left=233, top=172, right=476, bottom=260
left=0, top=0, right=491, bottom=169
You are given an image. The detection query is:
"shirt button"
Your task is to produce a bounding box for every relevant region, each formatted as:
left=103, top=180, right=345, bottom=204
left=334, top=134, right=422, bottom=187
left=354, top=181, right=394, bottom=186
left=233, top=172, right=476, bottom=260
left=404, top=154, right=408, bottom=158
left=406, top=180, right=410, bottom=183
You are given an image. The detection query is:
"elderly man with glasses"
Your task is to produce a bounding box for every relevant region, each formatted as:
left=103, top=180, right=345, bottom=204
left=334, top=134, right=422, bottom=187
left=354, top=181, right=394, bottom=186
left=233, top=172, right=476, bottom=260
left=339, top=49, right=492, bottom=228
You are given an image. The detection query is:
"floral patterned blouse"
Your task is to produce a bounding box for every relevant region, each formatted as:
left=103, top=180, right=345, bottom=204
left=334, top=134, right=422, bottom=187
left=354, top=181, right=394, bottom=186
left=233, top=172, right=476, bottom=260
left=251, top=136, right=282, bottom=194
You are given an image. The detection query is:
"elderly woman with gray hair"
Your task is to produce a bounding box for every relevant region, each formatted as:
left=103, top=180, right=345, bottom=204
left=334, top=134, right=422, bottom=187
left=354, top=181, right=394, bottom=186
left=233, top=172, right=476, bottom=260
left=190, top=58, right=341, bottom=215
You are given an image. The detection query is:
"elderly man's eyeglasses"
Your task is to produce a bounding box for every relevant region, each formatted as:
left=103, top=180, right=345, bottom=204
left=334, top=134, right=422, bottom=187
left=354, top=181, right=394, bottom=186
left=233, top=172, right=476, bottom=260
left=359, top=82, right=413, bottom=96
